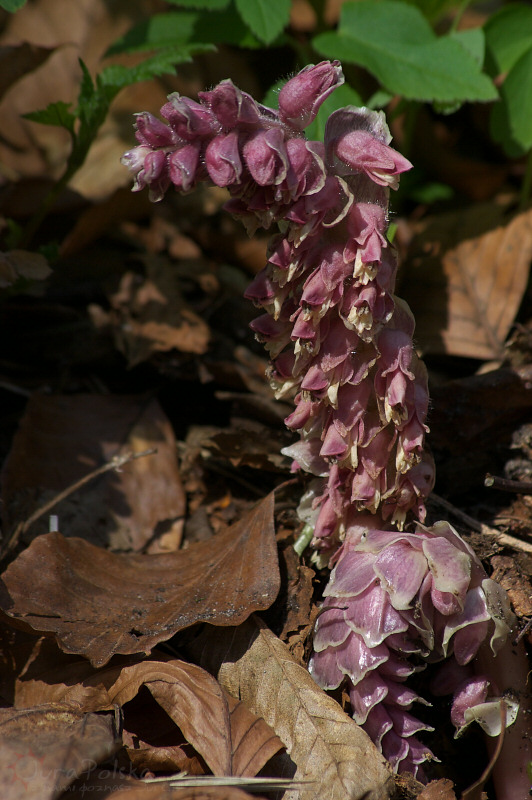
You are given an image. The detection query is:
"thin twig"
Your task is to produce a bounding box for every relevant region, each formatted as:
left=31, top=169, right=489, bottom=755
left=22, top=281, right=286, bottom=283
left=1, top=448, right=157, bottom=559
left=485, top=473, right=532, bottom=494
left=429, top=492, right=532, bottom=555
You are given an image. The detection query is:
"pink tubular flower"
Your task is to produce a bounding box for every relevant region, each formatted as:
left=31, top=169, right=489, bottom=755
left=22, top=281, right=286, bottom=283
left=122, top=60, right=519, bottom=783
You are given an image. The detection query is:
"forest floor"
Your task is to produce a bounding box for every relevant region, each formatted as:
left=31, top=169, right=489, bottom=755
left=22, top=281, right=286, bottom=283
left=1, top=3, right=532, bottom=800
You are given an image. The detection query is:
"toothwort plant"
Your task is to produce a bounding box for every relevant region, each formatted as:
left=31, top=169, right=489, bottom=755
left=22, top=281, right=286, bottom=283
left=122, top=61, right=517, bottom=779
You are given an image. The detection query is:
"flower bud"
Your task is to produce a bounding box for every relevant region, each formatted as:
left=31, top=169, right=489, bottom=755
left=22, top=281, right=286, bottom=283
left=278, top=60, right=344, bottom=130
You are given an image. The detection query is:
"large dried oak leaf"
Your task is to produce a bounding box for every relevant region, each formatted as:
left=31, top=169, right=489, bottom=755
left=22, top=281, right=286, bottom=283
left=188, top=616, right=393, bottom=800
left=0, top=494, right=279, bottom=667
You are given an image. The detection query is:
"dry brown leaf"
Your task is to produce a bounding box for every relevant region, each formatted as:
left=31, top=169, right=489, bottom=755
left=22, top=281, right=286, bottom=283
left=402, top=204, right=532, bottom=359
left=94, top=259, right=211, bottom=367
left=1, top=394, right=185, bottom=552
left=0, top=43, right=56, bottom=102
left=0, top=0, right=155, bottom=192
left=0, top=626, right=282, bottom=781
left=418, top=779, right=457, bottom=800
left=0, top=494, right=279, bottom=666
left=187, top=616, right=393, bottom=800
left=0, top=704, right=117, bottom=800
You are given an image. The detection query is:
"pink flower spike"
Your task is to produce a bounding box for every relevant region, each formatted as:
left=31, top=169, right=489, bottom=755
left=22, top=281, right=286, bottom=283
left=278, top=60, right=344, bottom=130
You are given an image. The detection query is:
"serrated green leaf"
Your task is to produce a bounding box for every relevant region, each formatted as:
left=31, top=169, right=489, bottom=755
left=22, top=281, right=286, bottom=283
left=451, top=27, right=485, bottom=67
left=484, top=3, right=532, bottom=75
left=165, top=0, right=229, bottom=7
left=491, top=47, right=532, bottom=155
left=313, top=0, right=497, bottom=104
left=234, top=0, right=290, bottom=45
left=24, top=101, right=76, bottom=134
left=0, top=0, right=27, bottom=10
left=306, top=83, right=363, bottom=141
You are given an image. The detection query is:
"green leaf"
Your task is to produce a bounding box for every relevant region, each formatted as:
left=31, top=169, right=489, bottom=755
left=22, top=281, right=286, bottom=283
left=107, top=12, right=201, bottom=55
left=261, top=77, right=286, bottom=109
left=491, top=47, right=532, bottom=156
left=313, top=0, right=497, bottom=104
left=367, top=89, right=393, bottom=109
left=107, top=7, right=262, bottom=55
left=165, top=0, right=229, bottom=7
left=484, top=3, right=532, bottom=75
left=451, top=27, right=485, bottom=67
left=306, top=83, right=363, bottom=141
left=234, top=0, right=291, bottom=44
left=0, top=0, right=27, bottom=10
left=101, top=46, right=213, bottom=91
left=400, top=0, right=458, bottom=24
left=24, top=101, right=76, bottom=134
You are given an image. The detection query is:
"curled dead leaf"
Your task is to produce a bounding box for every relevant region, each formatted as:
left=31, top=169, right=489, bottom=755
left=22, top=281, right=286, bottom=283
left=0, top=626, right=283, bottom=783
left=0, top=494, right=279, bottom=666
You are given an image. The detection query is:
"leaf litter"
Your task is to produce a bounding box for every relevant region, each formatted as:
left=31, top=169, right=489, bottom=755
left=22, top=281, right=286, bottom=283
left=1, top=2, right=532, bottom=799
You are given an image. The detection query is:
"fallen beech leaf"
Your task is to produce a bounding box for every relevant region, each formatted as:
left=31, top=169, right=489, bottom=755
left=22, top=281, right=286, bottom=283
left=0, top=704, right=117, bottom=800
left=402, top=204, right=532, bottom=359
left=1, top=394, right=185, bottom=552
left=1, top=627, right=282, bottom=781
left=0, top=494, right=279, bottom=666
left=187, top=616, right=393, bottom=800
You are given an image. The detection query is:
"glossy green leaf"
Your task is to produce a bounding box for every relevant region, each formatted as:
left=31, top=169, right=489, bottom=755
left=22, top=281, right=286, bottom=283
left=234, top=0, right=291, bottom=44
left=484, top=3, right=532, bottom=75
left=313, top=1, right=496, bottom=104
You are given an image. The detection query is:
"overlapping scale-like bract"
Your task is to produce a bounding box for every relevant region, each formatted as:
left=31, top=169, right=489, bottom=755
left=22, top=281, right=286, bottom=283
left=122, top=61, right=514, bottom=778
